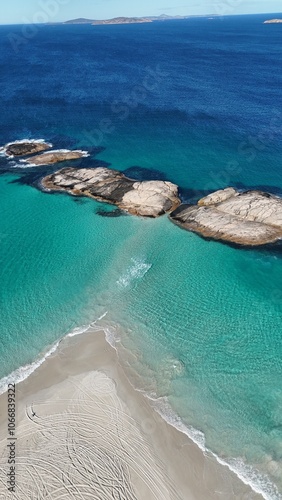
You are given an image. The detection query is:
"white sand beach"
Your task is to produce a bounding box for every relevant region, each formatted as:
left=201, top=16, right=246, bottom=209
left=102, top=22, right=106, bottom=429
left=0, top=330, right=263, bottom=499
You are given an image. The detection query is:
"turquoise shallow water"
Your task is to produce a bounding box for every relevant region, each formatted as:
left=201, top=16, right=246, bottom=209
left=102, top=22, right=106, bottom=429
left=0, top=173, right=137, bottom=375
left=95, top=216, right=282, bottom=497
left=1, top=15, right=282, bottom=499
left=2, top=168, right=282, bottom=496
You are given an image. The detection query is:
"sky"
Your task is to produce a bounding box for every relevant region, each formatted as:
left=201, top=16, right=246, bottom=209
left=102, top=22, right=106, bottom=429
left=0, top=0, right=281, bottom=24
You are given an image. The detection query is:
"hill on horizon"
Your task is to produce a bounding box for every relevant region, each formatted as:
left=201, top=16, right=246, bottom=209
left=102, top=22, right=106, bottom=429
left=63, top=14, right=189, bottom=25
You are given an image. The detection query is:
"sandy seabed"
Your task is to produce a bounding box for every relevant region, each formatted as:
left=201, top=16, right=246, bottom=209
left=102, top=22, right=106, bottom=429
left=0, top=330, right=262, bottom=499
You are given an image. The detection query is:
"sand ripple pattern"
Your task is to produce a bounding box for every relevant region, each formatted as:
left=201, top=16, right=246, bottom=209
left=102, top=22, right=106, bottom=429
left=0, top=371, right=180, bottom=499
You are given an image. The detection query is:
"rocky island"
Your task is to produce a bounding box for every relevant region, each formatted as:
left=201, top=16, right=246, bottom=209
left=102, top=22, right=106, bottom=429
left=170, top=188, right=282, bottom=246
left=22, top=150, right=89, bottom=166
left=63, top=15, right=188, bottom=25
left=263, top=19, right=282, bottom=24
left=64, top=18, right=96, bottom=24
left=1, top=140, right=52, bottom=157
left=92, top=17, right=152, bottom=25
left=42, top=167, right=180, bottom=217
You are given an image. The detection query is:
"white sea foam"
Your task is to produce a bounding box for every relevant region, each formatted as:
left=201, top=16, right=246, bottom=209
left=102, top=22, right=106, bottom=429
left=89, top=314, right=119, bottom=347
left=0, top=339, right=61, bottom=396
left=4, top=139, right=50, bottom=146
left=117, top=257, right=152, bottom=288
left=67, top=312, right=109, bottom=338
left=104, top=324, right=120, bottom=347
left=66, top=324, right=91, bottom=338
left=20, top=148, right=89, bottom=157
left=9, top=161, right=34, bottom=169
left=223, top=457, right=282, bottom=500
left=147, top=394, right=281, bottom=500
left=145, top=393, right=206, bottom=451
left=0, top=313, right=109, bottom=396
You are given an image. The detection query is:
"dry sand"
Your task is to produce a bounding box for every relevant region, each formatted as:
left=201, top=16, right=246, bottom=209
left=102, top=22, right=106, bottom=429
left=0, top=330, right=263, bottom=499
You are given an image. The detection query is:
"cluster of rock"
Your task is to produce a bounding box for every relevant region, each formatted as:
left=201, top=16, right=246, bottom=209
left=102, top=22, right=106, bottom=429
left=3, top=139, right=282, bottom=247
left=42, top=167, right=180, bottom=217
left=170, top=188, right=282, bottom=246
left=0, top=140, right=88, bottom=165
left=42, top=169, right=282, bottom=245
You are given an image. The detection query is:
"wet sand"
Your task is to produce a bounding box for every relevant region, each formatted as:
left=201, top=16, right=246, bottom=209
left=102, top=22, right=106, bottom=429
left=0, top=330, right=263, bottom=499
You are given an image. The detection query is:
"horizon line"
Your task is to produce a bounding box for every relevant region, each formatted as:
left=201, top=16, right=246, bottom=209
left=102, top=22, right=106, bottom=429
left=0, top=11, right=281, bottom=26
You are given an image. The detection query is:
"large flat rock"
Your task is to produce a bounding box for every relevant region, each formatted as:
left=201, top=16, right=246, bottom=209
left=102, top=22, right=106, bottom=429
left=23, top=149, right=89, bottom=166
left=170, top=188, right=282, bottom=246
left=42, top=167, right=180, bottom=217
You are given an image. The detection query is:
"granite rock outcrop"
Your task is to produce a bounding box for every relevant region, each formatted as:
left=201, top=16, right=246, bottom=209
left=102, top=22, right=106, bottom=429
left=42, top=167, right=180, bottom=217
left=170, top=188, right=282, bottom=246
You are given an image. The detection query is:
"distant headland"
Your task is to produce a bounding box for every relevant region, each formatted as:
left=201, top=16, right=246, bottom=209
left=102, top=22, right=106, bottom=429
left=263, top=19, right=282, bottom=24
left=93, top=17, right=152, bottom=25
left=63, top=15, right=188, bottom=25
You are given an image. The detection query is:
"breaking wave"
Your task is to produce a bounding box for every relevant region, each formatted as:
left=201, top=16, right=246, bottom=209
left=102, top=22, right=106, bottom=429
left=116, top=257, right=152, bottom=288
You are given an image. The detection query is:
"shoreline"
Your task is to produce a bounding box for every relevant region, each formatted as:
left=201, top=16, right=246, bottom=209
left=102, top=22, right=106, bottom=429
left=0, top=328, right=264, bottom=499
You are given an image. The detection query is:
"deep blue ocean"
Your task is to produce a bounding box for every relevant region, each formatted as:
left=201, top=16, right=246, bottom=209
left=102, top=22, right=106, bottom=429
left=0, top=14, right=282, bottom=499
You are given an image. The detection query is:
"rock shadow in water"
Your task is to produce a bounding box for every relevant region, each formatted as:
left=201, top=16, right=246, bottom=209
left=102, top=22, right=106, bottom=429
left=72, top=197, right=91, bottom=205
left=179, top=183, right=282, bottom=205
left=235, top=182, right=282, bottom=198
left=123, top=166, right=167, bottom=182
left=178, top=187, right=213, bottom=204
left=96, top=207, right=128, bottom=218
